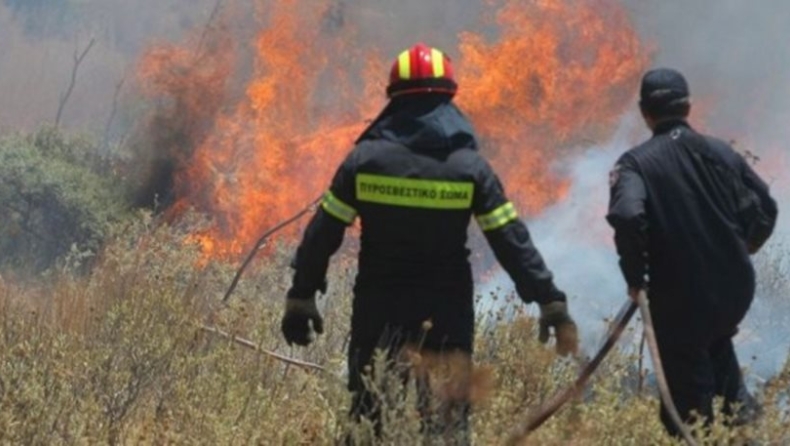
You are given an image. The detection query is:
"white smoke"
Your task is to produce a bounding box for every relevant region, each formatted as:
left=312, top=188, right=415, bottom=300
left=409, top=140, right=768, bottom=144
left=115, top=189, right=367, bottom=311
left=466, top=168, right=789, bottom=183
left=623, top=0, right=790, bottom=382
left=476, top=114, right=644, bottom=353
left=527, top=114, right=644, bottom=353
left=478, top=110, right=790, bottom=382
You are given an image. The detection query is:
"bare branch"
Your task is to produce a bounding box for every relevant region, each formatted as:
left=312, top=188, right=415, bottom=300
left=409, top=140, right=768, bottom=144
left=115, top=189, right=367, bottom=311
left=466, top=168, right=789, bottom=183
left=194, top=0, right=223, bottom=61
left=102, top=76, right=126, bottom=152
left=199, top=325, right=326, bottom=372
left=222, top=196, right=320, bottom=304
left=55, top=37, right=96, bottom=129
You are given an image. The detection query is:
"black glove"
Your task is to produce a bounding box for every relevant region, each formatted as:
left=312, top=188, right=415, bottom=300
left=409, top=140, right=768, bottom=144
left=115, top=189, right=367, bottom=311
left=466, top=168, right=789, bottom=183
left=281, top=297, right=324, bottom=347
left=538, top=301, right=578, bottom=356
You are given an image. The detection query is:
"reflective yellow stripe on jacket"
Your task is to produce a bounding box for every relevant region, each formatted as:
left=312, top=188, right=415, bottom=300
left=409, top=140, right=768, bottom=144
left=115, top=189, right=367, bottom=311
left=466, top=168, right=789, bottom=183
left=321, top=191, right=357, bottom=224
left=356, top=173, right=474, bottom=209
left=476, top=202, right=518, bottom=231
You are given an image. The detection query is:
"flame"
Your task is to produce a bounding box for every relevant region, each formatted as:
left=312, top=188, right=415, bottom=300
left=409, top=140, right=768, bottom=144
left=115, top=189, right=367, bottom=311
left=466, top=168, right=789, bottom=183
left=136, top=0, right=647, bottom=260
left=458, top=0, right=646, bottom=213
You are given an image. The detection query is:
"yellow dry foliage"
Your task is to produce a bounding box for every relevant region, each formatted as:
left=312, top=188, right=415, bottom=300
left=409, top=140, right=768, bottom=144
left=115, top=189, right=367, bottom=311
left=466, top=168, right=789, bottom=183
left=0, top=213, right=787, bottom=445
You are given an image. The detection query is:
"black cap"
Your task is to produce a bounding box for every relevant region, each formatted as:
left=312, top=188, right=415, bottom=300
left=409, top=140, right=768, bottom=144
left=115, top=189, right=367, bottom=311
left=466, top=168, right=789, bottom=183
left=639, top=68, right=690, bottom=111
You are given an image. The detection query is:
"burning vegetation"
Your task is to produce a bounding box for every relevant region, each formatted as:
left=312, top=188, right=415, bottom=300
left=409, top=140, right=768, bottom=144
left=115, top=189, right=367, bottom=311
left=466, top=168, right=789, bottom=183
left=132, top=0, right=646, bottom=259
left=2, top=0, right=789, bottom=444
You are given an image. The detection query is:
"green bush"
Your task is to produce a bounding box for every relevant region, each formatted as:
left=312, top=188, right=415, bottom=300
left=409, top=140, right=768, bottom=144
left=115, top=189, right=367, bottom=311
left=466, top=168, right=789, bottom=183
left=0, top=127, right=129, bottom=274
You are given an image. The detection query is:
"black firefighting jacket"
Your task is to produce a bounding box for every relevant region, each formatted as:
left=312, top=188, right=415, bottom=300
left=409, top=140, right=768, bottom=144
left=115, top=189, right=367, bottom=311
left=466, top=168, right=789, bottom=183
left=607, top=119, right=777, bottom=335
left=288, top=95, right=565, bottom=311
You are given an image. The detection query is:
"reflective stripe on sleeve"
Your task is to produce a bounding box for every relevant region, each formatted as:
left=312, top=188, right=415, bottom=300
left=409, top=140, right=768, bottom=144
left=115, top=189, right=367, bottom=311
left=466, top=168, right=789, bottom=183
left=321, top=191, right=358, bottom=224
left=476, top=201, right=518, bottom=231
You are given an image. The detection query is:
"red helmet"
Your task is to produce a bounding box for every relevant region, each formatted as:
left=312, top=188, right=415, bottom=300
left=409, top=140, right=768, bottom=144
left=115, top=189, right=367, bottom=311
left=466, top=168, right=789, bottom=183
left=386, top=43, right=457, bottom=98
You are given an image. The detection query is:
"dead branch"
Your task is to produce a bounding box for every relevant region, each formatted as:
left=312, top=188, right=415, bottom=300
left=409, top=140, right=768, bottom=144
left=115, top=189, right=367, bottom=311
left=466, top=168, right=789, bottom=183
left=222, top=196, right=321, bottom=304
left=102, top=76, right=126, bottom=151
left=194, top=0, right=223, bottom=61
left=55, top=36, right=96, bottom=128
left=200, top=325, right=325, bottom=372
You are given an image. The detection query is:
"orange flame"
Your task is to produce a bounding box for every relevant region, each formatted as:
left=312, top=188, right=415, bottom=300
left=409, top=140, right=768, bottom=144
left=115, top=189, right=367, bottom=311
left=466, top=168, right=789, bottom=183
left=137, top=0, right=647, bottom=260
left=458, top=0, right=646, bottom=213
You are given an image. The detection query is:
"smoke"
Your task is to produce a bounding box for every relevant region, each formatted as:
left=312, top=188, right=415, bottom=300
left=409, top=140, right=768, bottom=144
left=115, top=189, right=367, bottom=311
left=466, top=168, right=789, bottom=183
left=0, top=0, right=219, bottom=133
left=622, top=0, right=790, bottom=200
left=3, top=0, right=787, bottom=378
left=525, top=115, right=643, bottom=347
left=624, top=0, right=790, bottom=380
left=0, top=0, right=488, bottom=136
left=623, top=0, right=789, bottom=127
left=480, top=0, right=790, bottom=381
left=477, top=114, right=645, bottom=353
left=326, top=0, right=485, bottom=57
left=483, top=116, right=789, bottom=383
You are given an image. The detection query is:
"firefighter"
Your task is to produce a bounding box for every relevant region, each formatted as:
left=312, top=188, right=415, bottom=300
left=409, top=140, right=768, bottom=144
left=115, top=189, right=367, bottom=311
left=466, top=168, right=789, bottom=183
left=607, top=68, right=778, bottom=437
left=281, top=43, right=578, bottom=443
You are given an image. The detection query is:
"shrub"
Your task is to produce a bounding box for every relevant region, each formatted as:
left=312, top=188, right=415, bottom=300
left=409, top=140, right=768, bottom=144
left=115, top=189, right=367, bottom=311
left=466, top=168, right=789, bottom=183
left=0, top=216, right=788, bottom=444
left=0, top=127, right=129, bottom=274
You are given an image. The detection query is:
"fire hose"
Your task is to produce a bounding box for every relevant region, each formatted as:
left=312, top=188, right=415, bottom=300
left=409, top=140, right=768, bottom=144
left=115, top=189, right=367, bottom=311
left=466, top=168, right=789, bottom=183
left=506, top=291, right=698, bottom=446
left=635, top=290, right=698, bottom=446
left=505, top=299, right=637, bottom=445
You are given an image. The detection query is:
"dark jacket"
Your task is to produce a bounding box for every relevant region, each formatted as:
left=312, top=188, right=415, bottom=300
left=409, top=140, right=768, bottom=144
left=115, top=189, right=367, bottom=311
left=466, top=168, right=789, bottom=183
left=607, top=119, right=777, bottom=336
left=288, top=95, right=564, bottom=347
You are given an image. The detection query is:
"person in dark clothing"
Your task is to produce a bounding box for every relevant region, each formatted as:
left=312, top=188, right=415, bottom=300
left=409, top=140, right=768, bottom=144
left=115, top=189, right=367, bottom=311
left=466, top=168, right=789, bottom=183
left=607, top=68, right=778, bottom=437
left=281, top=43, right=578, bottom=444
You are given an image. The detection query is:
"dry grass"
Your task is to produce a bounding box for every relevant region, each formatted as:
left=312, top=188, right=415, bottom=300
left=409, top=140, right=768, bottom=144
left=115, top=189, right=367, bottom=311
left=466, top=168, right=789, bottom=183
left=0, top=213, right=788, bottom=445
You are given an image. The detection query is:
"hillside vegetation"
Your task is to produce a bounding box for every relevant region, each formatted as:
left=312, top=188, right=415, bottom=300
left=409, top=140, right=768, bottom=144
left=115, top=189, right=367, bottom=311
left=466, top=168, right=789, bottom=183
left=2, top=0, right=789, bottom=442
left=1, top=193, right=788, bottom=444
